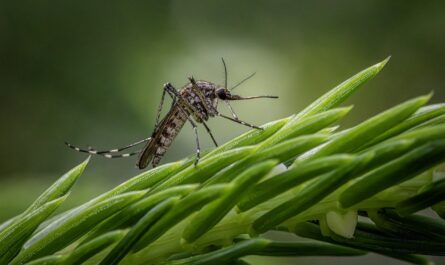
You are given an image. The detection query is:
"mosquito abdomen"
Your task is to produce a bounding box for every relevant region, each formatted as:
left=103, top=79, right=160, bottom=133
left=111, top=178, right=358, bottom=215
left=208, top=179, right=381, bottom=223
left=153, top=108, right=188, bottom=166
left=137, top=105, right=188, bottom=169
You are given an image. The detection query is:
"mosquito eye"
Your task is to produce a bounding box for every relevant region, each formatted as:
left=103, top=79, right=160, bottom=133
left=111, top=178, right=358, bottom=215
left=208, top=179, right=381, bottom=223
left=216, top=89, right=227, bottom=100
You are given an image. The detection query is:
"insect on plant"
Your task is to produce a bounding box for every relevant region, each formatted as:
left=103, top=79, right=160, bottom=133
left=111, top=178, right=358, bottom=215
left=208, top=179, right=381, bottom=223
left=66, top=59, right=278, bottom=169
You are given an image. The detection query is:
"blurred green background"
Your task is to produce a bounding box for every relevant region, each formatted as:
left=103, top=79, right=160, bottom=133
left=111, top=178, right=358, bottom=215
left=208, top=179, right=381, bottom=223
left=1, top=1, right=444, bottom=264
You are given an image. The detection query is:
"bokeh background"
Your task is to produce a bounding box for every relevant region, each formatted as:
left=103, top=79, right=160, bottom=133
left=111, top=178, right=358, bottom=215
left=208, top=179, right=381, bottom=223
left=1, top=1, right=444, bottom=264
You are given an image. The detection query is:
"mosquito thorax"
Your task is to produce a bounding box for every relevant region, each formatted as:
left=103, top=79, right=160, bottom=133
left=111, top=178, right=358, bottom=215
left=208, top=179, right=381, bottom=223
left=179, top=80, right=221, bottom=120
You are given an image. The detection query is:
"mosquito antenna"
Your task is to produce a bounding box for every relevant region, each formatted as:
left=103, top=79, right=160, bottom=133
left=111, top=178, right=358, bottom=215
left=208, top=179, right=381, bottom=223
left=230, top=72, right=256, bottom=91
left=221, top=57, right=228, bottom=88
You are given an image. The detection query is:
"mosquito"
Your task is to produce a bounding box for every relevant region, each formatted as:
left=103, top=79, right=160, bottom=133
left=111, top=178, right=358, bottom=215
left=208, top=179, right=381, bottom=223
left=66, top=59, right=278, bottom=169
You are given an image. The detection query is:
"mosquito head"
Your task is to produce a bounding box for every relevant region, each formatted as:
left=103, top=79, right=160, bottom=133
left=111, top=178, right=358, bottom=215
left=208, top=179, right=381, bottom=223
left=215, top=88, right=231, bottom=100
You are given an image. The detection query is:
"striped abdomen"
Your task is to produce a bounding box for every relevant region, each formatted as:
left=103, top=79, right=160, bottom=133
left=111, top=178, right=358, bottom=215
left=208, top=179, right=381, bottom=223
left=137, top=105, right=188, bottom=169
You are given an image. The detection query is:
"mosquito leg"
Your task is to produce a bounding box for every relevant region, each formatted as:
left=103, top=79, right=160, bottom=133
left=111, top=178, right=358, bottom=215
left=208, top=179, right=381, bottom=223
left=102, top=150, right=141, bottom=158
left=65, top=137, right=150, bottom=155
left=164, top=82, right=197, bottom=112
left=67, top=144, right=141, bottom=158
left=170, top=94, right=177, bottom=108
left=224, top=100, right=239, bottom=120
left=202, top=122, right=218, bottom=147
left=173, top=100, right=201, bottom=166
left=155, top=88, right=167, bottom=127
left=218, top=113, right=263, bottom=130
left=190, top=119, right=201, bottom=166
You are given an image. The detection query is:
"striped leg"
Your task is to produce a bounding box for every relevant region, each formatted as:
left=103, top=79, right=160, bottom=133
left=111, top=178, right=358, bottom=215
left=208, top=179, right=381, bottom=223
left=188, top=117, right=201, bottom=166
left=101, top=150, right=142, bottom=158
left=67, top=144, right=142, bottom=158
left=65, top=137, right=150, bottom=158
left=217, top=113, right=263, bottom=130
